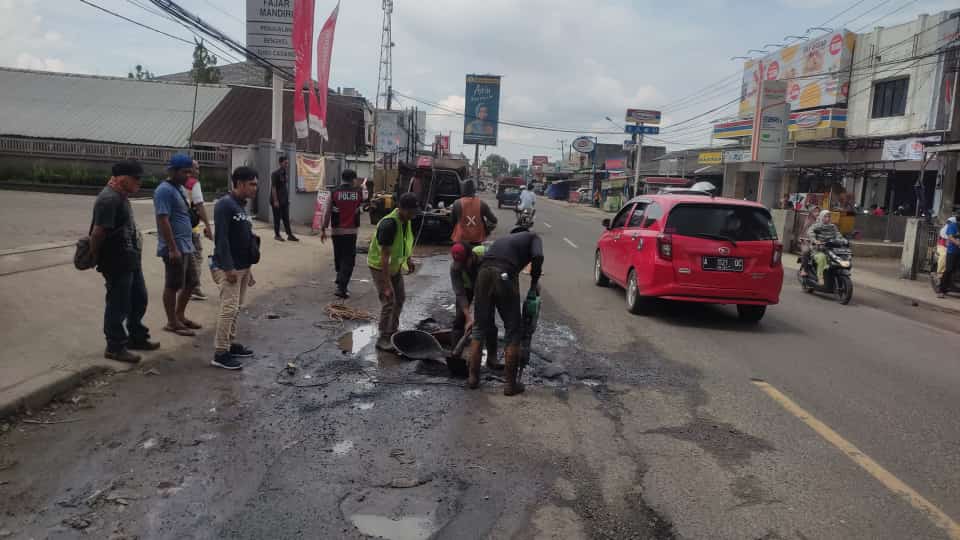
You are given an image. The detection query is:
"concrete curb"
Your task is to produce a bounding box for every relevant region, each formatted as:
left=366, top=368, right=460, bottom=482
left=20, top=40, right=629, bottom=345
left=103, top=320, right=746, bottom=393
left=0, top=365, right=110, bottom=420
left=782, top=258, right=960, bottom=317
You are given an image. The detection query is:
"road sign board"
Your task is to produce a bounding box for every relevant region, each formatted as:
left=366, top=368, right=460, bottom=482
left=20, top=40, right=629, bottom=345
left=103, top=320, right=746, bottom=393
left=625, top=109, right=661, bottom=124
left=625, top=125, right=660, bottom=135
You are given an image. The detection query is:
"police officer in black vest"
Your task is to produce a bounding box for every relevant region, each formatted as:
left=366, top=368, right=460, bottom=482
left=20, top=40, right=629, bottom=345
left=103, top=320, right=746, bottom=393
left=322, top=170, right=365, bottom=298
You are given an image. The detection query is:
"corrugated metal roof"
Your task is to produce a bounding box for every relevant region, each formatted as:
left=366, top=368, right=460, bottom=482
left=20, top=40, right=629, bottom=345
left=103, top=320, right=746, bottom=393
left=0, top=68, right=231, bottom=147
left=192, top=86, right=366, bottom=154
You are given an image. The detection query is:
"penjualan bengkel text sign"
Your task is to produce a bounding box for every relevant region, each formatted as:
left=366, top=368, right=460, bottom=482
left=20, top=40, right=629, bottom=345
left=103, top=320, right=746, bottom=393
left=247, top=0, right=295, bottom=69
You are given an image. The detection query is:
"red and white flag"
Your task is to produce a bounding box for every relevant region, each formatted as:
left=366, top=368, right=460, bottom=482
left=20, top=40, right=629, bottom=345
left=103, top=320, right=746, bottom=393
left=292, top=0, right=316, bottom=139
left=311, top=2, right=339, bottom=139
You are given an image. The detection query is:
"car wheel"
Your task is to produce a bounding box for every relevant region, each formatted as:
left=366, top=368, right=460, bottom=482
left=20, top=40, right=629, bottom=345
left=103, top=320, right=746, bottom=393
left=594, top=251, right=609, bottom=287
left=626, top=269, right=643, bottom=314
left=737, top=305, right=766, bottom=323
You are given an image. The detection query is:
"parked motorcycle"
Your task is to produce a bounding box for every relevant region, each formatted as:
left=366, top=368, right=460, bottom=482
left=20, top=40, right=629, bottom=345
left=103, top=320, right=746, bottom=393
left=516, top=207, right=535, bottom=230
left=797, top=239, right=854, bottom=304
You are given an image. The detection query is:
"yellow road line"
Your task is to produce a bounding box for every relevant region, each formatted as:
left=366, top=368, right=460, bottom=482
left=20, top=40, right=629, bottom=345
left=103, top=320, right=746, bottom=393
left=752, top=380, right=960, bottom=540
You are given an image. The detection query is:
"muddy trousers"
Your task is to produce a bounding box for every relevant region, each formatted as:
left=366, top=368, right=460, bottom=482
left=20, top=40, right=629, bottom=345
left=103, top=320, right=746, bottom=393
left=103, top=268, right=150, bottom=353
left=371, top=268, right=405, bottom=337
left=211, top=268, right=249, bottom=352
left=332, top=234, right=358, bottom=292
left=453, top=289, right=498, bottom=362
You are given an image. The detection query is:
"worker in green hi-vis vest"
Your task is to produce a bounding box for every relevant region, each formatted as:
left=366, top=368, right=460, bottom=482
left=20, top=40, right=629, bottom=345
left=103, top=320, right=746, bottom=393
left=367, top=192, right=420, bottom=351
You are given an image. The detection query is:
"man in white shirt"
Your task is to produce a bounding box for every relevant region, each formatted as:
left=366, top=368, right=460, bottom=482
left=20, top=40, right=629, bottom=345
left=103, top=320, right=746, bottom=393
left=516, top=184, right=536, bottom=225
left=186, top=160, right=214, bottom=300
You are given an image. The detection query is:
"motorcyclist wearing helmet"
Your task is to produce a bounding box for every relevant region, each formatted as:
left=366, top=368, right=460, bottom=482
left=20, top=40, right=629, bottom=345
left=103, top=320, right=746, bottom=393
left=807, top=210, right=843, bottom=285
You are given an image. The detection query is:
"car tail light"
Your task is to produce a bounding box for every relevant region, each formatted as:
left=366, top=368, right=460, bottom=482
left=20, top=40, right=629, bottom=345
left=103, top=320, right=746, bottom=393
left=657, top=234, right=673, bottom=260
left=772, top=242, right=783, bottom=266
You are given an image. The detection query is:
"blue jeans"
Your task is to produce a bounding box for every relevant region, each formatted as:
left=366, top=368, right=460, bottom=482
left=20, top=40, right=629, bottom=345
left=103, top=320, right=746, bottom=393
left=103, top=268, right=150, bottom=352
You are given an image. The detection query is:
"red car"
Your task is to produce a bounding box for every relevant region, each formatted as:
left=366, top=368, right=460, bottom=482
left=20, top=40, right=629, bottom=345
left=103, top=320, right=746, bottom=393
left=594, top=194, right=784, bottom=322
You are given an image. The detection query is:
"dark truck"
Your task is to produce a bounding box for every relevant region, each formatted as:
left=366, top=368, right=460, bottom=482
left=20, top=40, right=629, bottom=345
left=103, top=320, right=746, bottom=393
left=496, top=176, right=524, bottom=209
left=391, top=156, right=469, bottom=243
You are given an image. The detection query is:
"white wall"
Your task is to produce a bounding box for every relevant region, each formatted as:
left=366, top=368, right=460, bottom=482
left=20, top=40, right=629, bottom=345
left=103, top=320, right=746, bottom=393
left=846, top=10, right=959, bottom=138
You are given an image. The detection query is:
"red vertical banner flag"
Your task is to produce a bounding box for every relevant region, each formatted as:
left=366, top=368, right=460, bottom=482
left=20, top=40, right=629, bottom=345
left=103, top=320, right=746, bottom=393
left=311, top=2, right=339, bottom=139
left=292, top=0, right=316, bottom=139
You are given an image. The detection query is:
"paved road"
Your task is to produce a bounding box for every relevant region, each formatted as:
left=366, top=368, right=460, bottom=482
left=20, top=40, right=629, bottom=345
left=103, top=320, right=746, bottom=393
left=496, top=196, right=960, bottom=539
left=0, top=192, right=958, bottom=539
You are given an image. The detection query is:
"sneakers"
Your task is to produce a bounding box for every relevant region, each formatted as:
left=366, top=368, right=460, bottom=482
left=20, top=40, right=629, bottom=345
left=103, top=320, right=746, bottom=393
left=287, top=235, right=300, bottom=242
left=191, top=290, right=208, bottom=301
left=128, top=339, right=161, bottom=351
left=229, top=343, right=255, bottom=358
left=275, top=235, right=286, bottom=242
left=105, top=349, right=141, bottom=364
left=334, top=288, right=349, bottom=299
left=212, top=351, right=243, bottom=370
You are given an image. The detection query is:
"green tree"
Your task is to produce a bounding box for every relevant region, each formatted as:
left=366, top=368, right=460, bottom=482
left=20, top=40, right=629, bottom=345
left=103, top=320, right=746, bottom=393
left=482, top=154, right=509, bottom=177
left=127, top=64, right=154, bottom=80
left=191, top=39, right=221, bottom=84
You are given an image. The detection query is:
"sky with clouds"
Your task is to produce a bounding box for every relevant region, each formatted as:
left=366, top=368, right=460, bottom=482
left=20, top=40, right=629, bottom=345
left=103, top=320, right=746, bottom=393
left=0, top=0, right=955, bottom=162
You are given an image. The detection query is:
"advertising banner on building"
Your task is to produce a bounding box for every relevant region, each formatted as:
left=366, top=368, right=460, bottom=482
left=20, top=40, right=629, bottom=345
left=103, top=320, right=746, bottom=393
left=246, top=0, right=296, bottom=69
left=376, top=110, right=402, bottom=154
left=881, top=135, right=941, bottom=161
left=723, top=149, right=750, bottom=163
left=463, top=75, right=501, bottom=146
left=296, top=152, right=327, bottom=192
left=739, top=30, right=855, bottom=116
left=311, top=3, right=339, bottom=138
left=751, top=81, right=789, bottom=163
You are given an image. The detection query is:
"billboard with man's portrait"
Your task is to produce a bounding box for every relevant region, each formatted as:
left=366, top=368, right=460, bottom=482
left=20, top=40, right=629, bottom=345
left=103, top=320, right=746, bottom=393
left=463, top=74, right=501, bottom=146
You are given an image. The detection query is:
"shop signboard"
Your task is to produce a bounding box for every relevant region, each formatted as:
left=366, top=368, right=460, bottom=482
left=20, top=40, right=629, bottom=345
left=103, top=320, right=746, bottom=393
left=375, top=110, right=402, bottom=154
left=246, top=0, right=295, bottom=69
left=698, top=151, right=723, bottom=165
left=751, top=81, right=789, bottom=163
left=723, top=149, right=751, bottom=163
left=738, top=29, right=855, bottom=117
left=571, top=137, right=595, bottom=154
left=625, top=109, right=661, bottom=124
left=532, top=155, right=548, bottom=166
left=463, top=74, right=501, bottom=146
left=518, top=158, right=529, bottom=169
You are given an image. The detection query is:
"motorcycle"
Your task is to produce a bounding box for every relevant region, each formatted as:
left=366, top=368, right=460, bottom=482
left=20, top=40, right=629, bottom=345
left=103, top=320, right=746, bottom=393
left=516, top=207, right=535, bottom=229
left=797, top=239, right=854, bottom=304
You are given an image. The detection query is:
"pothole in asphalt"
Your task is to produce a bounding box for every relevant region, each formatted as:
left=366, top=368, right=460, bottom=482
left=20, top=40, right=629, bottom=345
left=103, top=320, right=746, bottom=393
left=340, top=481, right=460, bottom=540
left=644, top=416, right=774, bottom=467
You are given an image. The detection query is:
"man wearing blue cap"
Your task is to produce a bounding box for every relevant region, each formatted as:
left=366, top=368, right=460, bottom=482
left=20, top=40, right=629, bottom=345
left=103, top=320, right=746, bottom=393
left=154, top=153, right=201, bottom=336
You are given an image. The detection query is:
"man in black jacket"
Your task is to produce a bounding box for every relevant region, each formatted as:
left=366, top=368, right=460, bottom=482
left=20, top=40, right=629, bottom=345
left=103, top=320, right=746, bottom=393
left=271, top=155, right=298, bottom=242
left=90, top=160, right=159, bottom=363
left=210, top=167, right=260, bottom=370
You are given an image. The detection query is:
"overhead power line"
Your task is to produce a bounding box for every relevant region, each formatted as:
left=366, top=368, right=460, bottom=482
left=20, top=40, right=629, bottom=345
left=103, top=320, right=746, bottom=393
left=77, top=0, right=193, bottom=45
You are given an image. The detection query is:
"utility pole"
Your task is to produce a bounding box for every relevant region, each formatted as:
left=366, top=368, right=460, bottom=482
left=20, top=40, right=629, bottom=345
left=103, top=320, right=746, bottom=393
left=633, top=128, right=644, bottom=196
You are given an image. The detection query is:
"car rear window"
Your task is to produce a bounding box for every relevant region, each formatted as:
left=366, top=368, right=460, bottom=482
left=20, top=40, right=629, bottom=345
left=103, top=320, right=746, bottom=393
left=665, top=204, right=778, bottom=241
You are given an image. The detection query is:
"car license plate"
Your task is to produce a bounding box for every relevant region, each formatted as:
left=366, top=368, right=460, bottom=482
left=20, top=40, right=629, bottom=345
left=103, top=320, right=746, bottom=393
left=702, top=256, right=744, bottom=272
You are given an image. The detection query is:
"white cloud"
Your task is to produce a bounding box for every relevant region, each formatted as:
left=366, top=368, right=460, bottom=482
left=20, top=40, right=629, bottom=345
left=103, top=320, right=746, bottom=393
left=15, top=52, right=64, bottom=72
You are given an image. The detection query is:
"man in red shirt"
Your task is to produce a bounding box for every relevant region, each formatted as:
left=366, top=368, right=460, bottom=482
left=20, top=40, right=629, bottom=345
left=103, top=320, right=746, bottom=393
left=322, top=170, right=364, bottom=298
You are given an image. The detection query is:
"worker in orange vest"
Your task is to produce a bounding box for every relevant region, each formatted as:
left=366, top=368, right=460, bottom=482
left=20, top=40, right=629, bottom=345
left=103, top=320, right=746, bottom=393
left=450, top=180, right=497, bottom=245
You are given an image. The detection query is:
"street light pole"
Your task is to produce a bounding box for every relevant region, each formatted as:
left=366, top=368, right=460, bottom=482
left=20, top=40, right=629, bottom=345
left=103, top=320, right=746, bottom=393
left=634, top=125, right=644, bottom=196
